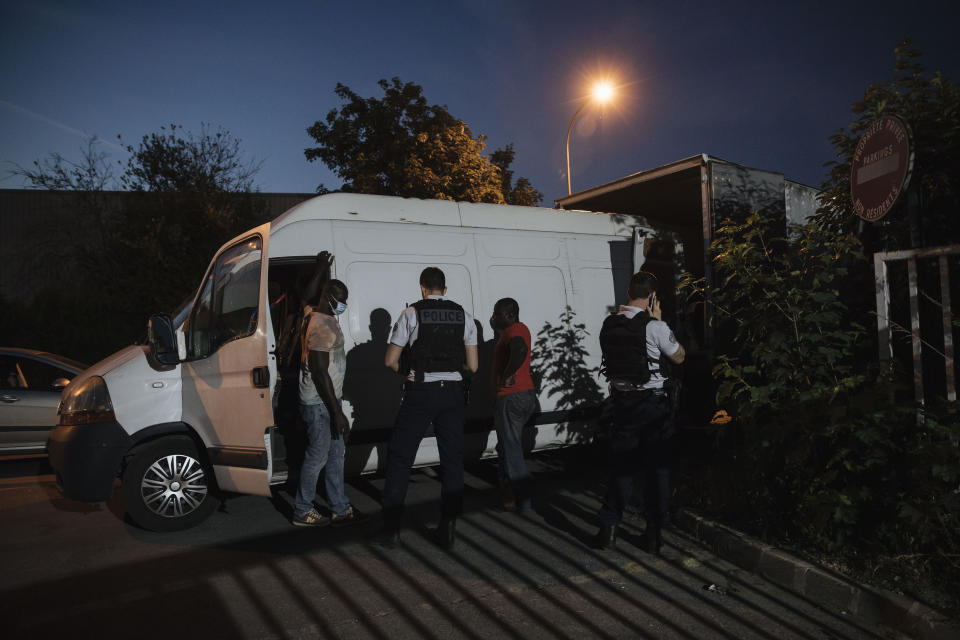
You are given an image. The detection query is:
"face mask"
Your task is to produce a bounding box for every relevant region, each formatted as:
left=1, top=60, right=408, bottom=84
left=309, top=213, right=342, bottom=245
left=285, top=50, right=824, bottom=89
left=491, top=314, right=509, bottom=331
left=330, top=298, right=347, bottom=316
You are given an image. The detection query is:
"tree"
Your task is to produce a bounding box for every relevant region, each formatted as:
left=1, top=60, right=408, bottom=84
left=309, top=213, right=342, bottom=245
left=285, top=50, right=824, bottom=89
left=13, top=138, right=119, bottom=285
left=400, top=123, right=504, bottom=203
left=11, top=125, right=264, bottom=362
left=17, top=137, right=115, bottom=192
left=815, top=41, right=959, bottom=405
left=116, top=124, right=266, bottom=314
left=817, top=39, right=960, bottom=250
left=677, top=41, right=960, bottom=605
left=10, top=139, right=127, bottom=361
left=305, top=77, right=542, bottom=204
left=491, top=144, right=543, bottom=206
left=121, top=123, right=261, bottom=194
left=684, top=212, right=959, bottom=606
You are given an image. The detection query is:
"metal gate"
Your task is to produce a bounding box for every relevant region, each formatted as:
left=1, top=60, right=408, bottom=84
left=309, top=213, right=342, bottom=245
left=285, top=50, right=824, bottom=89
left=874, top=245, right=959, bottom=410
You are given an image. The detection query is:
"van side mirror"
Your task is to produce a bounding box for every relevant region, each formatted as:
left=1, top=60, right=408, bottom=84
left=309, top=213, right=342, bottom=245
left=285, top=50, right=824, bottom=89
left=51, top=377, right=71, bottom=391
left=148, top=314, right=180, bottom=365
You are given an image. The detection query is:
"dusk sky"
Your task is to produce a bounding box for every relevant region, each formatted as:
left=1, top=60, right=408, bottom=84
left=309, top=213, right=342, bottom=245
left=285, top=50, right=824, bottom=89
left=2, top=1, right=959, bottom=203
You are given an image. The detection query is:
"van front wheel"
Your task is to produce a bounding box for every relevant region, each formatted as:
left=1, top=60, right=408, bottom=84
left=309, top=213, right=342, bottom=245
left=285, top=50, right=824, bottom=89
left=121, top=436, right=218, bottom=531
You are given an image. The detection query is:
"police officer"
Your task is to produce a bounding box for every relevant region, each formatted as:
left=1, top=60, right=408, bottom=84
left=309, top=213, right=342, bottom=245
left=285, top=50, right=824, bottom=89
left=593, top=271, right=685, bottom=554
left=376, top=267, right=479, bottom=549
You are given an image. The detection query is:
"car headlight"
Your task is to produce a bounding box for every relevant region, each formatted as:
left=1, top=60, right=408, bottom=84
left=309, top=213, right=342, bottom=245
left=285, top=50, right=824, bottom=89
left=58, top=376, right=116, bottom=426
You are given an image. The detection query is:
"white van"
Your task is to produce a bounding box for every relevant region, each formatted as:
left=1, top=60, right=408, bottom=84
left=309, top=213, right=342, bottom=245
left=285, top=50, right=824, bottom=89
left=49, top=193, right=675, bottom=531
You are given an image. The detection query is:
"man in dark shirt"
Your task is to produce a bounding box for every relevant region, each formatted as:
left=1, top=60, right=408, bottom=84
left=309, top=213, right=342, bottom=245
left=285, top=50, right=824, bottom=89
left=490, top=298, right=537, bottom=513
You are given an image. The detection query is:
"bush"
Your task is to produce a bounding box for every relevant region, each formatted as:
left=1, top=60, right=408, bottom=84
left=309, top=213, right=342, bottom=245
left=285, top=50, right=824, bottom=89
left=682, top=213, right=960, bottom=609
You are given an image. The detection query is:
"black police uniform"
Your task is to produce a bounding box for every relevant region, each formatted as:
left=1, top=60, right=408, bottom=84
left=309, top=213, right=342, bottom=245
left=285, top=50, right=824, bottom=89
left=596, top=306, right=679, bottom=552
left=380, top=297, right=473, bottom=536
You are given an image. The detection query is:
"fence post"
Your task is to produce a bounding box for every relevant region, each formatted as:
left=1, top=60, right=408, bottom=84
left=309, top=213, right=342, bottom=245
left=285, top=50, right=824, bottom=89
left=874, top=254, right=891, bottom=360
left=941, top=255, right=956, bottom=402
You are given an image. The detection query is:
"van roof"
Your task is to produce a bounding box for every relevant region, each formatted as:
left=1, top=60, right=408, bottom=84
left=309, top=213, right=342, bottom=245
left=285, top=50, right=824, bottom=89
left=270, top=193, right=639, bottom=237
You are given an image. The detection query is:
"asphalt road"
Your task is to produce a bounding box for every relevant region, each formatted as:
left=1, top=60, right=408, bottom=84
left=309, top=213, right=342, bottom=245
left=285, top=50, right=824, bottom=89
left=0, top=451, right=898, bottom=640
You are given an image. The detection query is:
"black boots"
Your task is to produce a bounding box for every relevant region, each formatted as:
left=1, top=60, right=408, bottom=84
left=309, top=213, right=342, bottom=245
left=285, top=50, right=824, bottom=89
left=434, top=517, right=457, bottom=550
left=373, top=513, right=457, bottom=551
left=513, top=477, right=533, bottom=514
left=372, top=506, right=402, bottom=549
left=372, top=525, right=401, bottom=549
left=593, top=524, right=617, bottom=550
left=640, top=525, right=663, bottom=555
left=593, top=523, right=662, bottom=554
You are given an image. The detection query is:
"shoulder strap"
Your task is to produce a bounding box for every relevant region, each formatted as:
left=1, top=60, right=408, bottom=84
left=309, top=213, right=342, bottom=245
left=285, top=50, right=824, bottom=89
left=601, top=311, right=649, bottom=333
left=299, top=311, right=314, bottom=364
left=628, top=310, right=651, bottom=329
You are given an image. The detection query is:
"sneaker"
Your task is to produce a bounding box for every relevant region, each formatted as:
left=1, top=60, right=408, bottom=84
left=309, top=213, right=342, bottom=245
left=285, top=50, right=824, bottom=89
left=292, top=507, right=331, bottom=527
left=331, top=506, right=367, bottom=527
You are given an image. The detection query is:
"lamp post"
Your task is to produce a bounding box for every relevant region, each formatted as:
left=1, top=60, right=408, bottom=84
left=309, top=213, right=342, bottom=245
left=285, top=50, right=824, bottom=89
left=565, top=81, right=615, bottom=195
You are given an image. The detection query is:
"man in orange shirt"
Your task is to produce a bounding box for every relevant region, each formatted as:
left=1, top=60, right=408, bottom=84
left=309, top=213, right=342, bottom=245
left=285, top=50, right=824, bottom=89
left=490, top=298, right=537, bottom=513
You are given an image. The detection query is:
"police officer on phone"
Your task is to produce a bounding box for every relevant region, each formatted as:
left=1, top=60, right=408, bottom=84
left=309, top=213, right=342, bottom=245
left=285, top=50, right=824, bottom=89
left=376, top=267, right=479, bottom=550
left=593, top=270, right=685, bottom=554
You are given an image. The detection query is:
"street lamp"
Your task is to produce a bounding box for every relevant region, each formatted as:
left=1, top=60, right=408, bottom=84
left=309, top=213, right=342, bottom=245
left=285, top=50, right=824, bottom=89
left=565, top=81, right=615, bottom=195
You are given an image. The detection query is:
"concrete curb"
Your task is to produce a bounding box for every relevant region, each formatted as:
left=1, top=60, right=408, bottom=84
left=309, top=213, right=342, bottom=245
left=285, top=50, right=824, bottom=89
left=674, top=509, right=960, bottom=640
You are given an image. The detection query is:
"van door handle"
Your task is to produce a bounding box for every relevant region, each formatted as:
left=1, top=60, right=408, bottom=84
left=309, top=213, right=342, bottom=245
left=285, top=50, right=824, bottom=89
left=251, top=366, right=270, bottom=388
left=1, top=394, right=20, bottom=403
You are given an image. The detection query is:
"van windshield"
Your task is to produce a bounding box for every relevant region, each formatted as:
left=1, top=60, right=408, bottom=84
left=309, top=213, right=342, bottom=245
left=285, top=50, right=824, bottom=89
left=171, top=295, right=193, bottom=329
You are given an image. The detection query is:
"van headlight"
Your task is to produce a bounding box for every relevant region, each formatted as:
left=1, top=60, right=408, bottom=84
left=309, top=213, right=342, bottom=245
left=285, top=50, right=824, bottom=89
left=58, top=376, right=116, bottom=426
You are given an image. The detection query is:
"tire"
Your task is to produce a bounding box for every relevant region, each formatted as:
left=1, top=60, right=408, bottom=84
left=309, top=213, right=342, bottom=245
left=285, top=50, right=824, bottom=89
left=121, top=435, right=218, bottom=532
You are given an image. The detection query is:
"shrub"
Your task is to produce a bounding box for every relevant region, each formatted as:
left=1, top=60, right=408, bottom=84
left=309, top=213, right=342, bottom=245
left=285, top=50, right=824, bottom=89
left=683, top=213, right=960, bottom=606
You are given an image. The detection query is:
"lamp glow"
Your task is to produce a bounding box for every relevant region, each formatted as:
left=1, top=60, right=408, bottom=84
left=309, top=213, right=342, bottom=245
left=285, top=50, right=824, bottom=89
left=566, top=80, right=618, bottom=195
left=592, top=81, right=614, bottom=104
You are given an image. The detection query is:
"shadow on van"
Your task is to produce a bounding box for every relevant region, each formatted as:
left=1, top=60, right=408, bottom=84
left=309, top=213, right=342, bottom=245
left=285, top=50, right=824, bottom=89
left=336, top=312, right=502, bottom=476
left=532, top=307, right=605, bottom=445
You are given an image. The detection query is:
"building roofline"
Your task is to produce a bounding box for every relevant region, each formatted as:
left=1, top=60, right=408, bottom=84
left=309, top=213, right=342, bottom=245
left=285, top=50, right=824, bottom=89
left=555, top=154, right=708, bottom=209
left=554, top=153, right=816, bottom=208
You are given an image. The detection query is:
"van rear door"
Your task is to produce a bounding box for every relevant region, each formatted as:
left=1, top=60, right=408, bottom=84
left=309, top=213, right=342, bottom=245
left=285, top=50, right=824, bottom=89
left=180, top=224, right=273, bottom=496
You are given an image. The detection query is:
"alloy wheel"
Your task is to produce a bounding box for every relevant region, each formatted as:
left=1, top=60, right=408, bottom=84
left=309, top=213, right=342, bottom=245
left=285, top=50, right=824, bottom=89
left=140, top=454, right=209, bottom=518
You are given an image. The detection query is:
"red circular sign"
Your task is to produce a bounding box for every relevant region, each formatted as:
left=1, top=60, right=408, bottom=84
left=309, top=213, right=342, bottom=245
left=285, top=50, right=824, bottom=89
left=850, top=115, right=913, bottom=221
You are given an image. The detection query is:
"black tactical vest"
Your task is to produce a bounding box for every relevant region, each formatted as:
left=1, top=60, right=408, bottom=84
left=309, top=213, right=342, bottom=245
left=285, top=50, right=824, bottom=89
left=598, top=311, right=661, bottom=384
left=408, top=299, right=466, bottom=380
